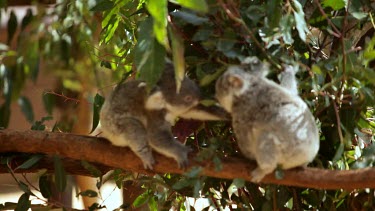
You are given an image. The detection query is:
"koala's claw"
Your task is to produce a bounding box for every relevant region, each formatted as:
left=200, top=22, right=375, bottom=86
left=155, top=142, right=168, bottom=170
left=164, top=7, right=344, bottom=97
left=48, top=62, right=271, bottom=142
left=140, top=156, right=155, bottom=170
left=178, top=159, right=190, bottom=169
left=175, top=146, right=191, bottom=169
left=251, top=167, right=267, bottom=183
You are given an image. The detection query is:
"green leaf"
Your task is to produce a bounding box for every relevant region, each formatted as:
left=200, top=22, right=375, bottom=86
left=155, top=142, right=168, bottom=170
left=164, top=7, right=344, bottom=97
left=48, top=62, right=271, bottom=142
left=173, top=0, right=208, bottom=13
left=148, top=196, right=158, bottom=210
left=135, top=18, right=166, bottom=90
left=39, top=175, right=52, bottom=198
left=266, top=0, right=282, bottom=29
left=292, top=0, right=310, bottom=42
left=54, top=155, right=67, bottom=192
left=171, top=11, right=208, bottom=25
left=245, top=5, right=265, bottom=24
left=90, top=94, right=105, bottom=133
left=279, top=15, right=294, bottom=45
left=7, top=10, right=17, bottom=45
left=172, top=178, right=191, bottom=190
left=42, top=93, right=55, bottom=115
left=169, top=26, right=185, bottom=92
left=192, top=28, right=212, bottom=41
left=15, top=154, right=43, bottom=170
left=146, top=0, right=168, bottom=47
left=90, top=0, right=114, bottom=11
left=193, top=179, right=203, bottom=198
left=227, top=178, right=245, bottom=198
left=25, top=42, right=40, bottom=82
left=21, top=9, right=33, bottom=31
left=18, top=181, right=32, bottom=195
left=0, top=103, right=11, bottom=128
left=199, top=67, right=226, bottom=87
left=81, top=160, right=103, bottom=177
left=102, top=16, right=119, bottom=44
left=31, top=116, right=52, bottom=131
left=133, top=191, right=150, bottom=208
left=15, top=193, right=30, bottom=211
left=322, top=0, right=346, bottom=10
left=184, top=166, right=202, bottom=178
left=18, top=96, right=34, bottom=123
left=0, top=0, right=7, bottom=8
left=77, top=189, right=98, bottom=198
left=333, top=143, right=344, bottom=162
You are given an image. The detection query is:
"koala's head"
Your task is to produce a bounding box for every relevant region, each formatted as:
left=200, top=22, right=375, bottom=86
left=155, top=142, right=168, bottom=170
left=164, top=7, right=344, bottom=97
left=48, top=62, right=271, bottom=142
left=215, top=57, right=269, bottom=112
left=163, top=77, right=201, bottom=115
left=145, top=64, right=200, bottom=115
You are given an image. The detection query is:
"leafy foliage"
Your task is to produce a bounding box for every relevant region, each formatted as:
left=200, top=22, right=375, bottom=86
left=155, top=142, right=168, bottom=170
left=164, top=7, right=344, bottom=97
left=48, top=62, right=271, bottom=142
left=1, top=0, right=375, bottom=210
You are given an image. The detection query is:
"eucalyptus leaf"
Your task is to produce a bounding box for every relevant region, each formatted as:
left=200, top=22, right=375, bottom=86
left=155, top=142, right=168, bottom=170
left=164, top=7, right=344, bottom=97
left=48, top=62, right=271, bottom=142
left=81, top=160, right=103, bottom=177
left=266, top=0, right=282, bottom=29
left=15, top=154, right=43, bottom=170
left=39, top=175, right=52, bottom=198
left=77, top=189, right=98, bottom=198
left=169, top=26, right=185, bottom=92
left=18, top=96, right=34, bottom=123
left=146, top=0, right=168, bottom=47
left=173, top=0, right=208, bottom=13
left=21, top=9, right=33, bottom=31
left=90, top=94, right=105, bottom=133
left=7, top=10, right=17, bottom=45
left=184, top=166, right=202, bottom=178
left=54, top=155, right=67, bottom=192
left=171, top=11, right=208, bottom=25
left=132, top=191, right=150, bottom=208
left=90, top=0, right=114, bottom=11
left=333, top=143, right=344, bottom=162
left=135, top=18, right=166, bottom=90
left=292, top=0, right=310, bottom=42
left=322, top=0, right=346, bottom=10
left=15, top=193, right=30, bottom=211
left=0, top=103, right=11, bottom=128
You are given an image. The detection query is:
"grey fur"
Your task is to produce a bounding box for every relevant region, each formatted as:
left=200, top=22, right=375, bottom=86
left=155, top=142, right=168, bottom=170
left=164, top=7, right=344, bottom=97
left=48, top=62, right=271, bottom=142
left=100, top=64, right=230, bottom=169
left=215, top=57, right=320, bottom=182
left=100, top=64, right=199, bottom=169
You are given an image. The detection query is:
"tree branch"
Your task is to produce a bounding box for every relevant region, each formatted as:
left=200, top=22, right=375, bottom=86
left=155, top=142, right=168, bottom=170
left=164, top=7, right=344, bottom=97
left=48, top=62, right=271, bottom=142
left=0, top=129, right=374, bottom=190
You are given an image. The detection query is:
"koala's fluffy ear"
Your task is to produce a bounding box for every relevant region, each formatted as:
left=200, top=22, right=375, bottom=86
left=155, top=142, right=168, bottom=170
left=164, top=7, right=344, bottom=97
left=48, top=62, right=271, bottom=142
left=227, top=74, right=244, bottom=90
left=145, top=91, right=166, bottom=110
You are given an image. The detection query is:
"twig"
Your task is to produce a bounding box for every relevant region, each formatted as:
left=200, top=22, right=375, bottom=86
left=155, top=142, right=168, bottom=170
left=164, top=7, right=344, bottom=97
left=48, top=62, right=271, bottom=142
left=217, top=0, right=281, bottom=70
left=44, top=91, right=90, bottom=105
left=314, top=0, right=342, bottom=38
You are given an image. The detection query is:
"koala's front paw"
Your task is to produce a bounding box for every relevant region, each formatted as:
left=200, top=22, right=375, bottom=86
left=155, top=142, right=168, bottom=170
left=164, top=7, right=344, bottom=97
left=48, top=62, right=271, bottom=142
left=251, top=167, right=267, bottom=183
left=175, top=146, right=192, bottom=169
left=140, top=154, right=155, bottom=170
left=135, top=147, right=155, bottom=170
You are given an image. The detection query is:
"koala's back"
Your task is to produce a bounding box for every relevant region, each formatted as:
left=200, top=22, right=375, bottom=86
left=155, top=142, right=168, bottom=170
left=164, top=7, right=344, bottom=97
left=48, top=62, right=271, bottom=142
left=100, top=80, right=148, bottom=136
left=232, top=77, right=319, bottom=168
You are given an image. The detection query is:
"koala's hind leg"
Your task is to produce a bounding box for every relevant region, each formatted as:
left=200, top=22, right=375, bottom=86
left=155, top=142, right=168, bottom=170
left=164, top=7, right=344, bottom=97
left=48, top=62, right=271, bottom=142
left=147, top=121, right=191, bottom=169
left=251, top=133, right=279, bottom=182
left=120, top=118, right=155, bottom=170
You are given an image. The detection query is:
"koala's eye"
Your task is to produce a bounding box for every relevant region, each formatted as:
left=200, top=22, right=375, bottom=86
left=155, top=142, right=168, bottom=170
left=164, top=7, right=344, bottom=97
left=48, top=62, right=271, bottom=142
left=184, top=95, right=193, bottom=103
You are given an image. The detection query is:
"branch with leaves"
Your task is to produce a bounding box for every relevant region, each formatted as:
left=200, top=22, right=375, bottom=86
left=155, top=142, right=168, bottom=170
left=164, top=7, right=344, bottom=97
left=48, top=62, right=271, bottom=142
left=1, top=129, right=374, bottom=190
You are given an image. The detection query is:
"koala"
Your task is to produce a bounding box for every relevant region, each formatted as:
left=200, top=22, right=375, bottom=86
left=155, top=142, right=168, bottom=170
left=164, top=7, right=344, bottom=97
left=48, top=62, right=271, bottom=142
left=100, top=63, right=229, bottom=169
left=215, top=57, right=320, bottom=182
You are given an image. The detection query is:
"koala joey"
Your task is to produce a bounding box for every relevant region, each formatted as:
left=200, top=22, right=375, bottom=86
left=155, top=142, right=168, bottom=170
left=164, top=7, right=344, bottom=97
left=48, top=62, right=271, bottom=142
left=100, top=63, right=229, bottom=170
left=215, top=57, right=320, bottom=182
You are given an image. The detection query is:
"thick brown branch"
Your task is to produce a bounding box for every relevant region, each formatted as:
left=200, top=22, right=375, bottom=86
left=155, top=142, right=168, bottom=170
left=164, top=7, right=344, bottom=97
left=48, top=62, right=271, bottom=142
left=0, top=129, right=374, bottom=190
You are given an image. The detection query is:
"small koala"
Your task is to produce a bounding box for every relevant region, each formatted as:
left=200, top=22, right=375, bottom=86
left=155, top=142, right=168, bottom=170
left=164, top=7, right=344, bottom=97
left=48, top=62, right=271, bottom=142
left=100, top=63, right=229, bottom=169
left=215, top=57, right=320, bottom=182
